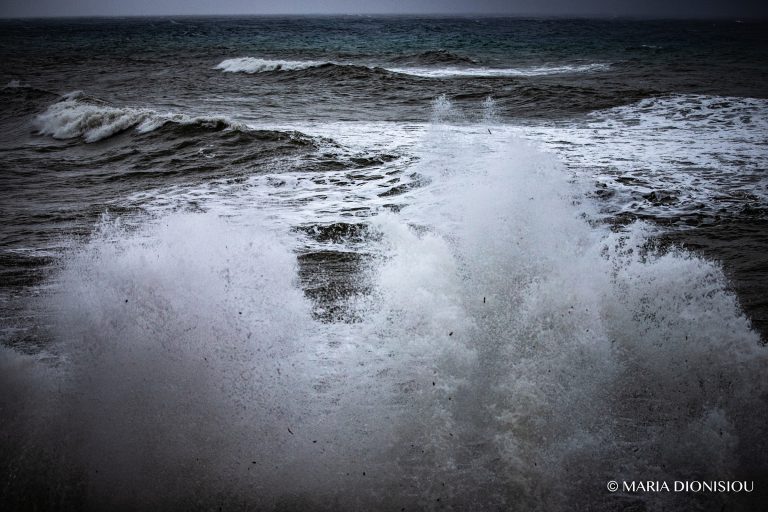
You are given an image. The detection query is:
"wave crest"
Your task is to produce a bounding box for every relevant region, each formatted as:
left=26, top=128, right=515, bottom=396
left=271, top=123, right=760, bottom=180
left=215, top=56, right=610, bottom=79
left=34, top=92, right=154, bottom=143
left=33, top=92, right=262, bottom=143
left=214, top=57, right=328, bottom=73
left=390, top=49, right=477, bottom=66
left=388, top=62, right=611, bottom=78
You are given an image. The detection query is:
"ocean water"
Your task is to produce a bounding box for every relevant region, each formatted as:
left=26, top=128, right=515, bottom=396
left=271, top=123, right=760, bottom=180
left=1, top=16, right=767, bottom=511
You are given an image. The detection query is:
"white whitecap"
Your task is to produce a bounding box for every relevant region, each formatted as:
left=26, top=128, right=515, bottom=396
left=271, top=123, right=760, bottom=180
left=214, top=57, right=329, bottom=73
left=33, top=93, right=249, bottom=143
left=386, top=62, right=611, bottom=78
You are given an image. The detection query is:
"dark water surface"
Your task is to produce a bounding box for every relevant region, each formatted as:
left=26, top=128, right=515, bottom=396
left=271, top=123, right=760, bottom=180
left=1, top=16, right=767, bottom=511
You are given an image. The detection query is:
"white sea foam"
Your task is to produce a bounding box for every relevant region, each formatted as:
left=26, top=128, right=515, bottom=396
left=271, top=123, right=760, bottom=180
left=388, top=62, right=611, bottom=78
left=122, top=120, right=426, bottom=246
left=215, top=57, right=329, bottom=73
left=516, top=94, right=768, bottom=219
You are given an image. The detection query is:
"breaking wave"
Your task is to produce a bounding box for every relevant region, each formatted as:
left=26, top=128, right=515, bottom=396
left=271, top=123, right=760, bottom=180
left=387, top=62, right=612, bottom=78
left=32, top=92, right=307, bottom=144
left=214, top=57, right=329, bottom=73
left=214, top=56, right=611, bottom=79
left=34, top=92, right=249, bottom=143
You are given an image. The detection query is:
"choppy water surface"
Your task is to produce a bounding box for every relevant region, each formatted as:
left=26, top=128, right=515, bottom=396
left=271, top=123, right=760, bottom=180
left=1, top=16, right=767, bottom=511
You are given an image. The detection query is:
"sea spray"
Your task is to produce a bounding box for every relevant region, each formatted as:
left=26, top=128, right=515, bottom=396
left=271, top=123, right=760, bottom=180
left=355, top=98, right=768, bottom=510
left=1, top=98, right=766, bottom=510
left=482, top=96, right=499, bottom=124
left=2, top=212, right=318, bottom=509
left=430, top=93, right=462, bottom=124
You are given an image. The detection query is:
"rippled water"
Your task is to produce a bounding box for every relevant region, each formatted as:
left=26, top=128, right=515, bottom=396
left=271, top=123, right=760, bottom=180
left=1, top=16, right=767, bottom=511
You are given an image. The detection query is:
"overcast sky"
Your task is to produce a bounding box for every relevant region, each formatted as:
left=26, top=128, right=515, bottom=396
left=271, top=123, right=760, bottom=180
left=1, top=0, right=766, bottom=19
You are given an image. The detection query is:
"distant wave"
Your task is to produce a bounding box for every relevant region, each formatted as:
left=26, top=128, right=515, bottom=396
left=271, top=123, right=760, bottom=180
left=389, top=50, right=477, bottom=66
left=1, top=82, right=58, bottom=101
left=215, top=57, right=329, bottom=73
left=214, top=58, right=394, bottom=80
left=625, top=44, right=665, bottom=51
left=387, top=63, right=611, bottom=78
left=215, top=57, right=611, bottom=79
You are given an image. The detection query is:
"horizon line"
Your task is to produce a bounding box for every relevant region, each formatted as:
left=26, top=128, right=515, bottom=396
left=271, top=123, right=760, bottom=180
left=1, top=12, right=765, bottom=21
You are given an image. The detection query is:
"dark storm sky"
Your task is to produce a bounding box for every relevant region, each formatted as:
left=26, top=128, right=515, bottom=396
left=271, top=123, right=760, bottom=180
left=1, top=0, right=766, bottom=19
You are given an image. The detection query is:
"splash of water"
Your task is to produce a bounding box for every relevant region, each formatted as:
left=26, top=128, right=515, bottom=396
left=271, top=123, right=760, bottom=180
left=482, top=96, right=499, bottom=124
left=2, top=108, right=766, bottom=510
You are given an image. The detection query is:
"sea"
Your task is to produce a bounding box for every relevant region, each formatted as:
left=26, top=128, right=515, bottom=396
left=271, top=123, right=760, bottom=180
left=1, top=16, right=767, bottom=511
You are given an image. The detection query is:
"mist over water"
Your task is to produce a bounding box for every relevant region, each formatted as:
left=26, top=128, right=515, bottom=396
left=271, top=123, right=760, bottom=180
left=1, top=16, right=768, bottom=511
